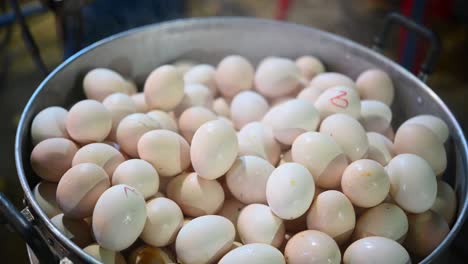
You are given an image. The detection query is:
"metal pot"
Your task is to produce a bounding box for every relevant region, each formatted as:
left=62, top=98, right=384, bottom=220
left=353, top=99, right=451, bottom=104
left=2, top=14, right=467, bottom=263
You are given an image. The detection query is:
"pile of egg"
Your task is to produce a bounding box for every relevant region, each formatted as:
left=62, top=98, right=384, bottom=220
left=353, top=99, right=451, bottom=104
left=30, top=55, right=456, bottom=264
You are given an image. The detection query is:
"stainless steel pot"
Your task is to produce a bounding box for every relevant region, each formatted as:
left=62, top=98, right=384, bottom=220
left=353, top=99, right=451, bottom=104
left=2, top=14, right=467, bottom=263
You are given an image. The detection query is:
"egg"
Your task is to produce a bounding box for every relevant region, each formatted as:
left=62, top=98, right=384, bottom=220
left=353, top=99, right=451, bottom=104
left=219, top=243, right=285, bottom=264
left=112, top=159, right=159, bottom=199
left=92, top=184, right=146, bottom=251
left=215, top=55, right=254, bottom=97
left=83, top=244, right=126, bottom=264
left=353, top=203, right=408, bottom=242
left=66, top=99, right=112, bottom=144
left=237, top=122, right=281, bottom=165
left=237, top=203, right=285, bottom=247
left=31, top=106, right=69, bottom=145
left=296, top=85, right=326, bottom=104
left=403, top=114, right=449, bottom=143
left=175, top=83, right=214, bottom=115
left=131, top=93, right=149, bottom=113
left=341, top=159, right=390, bottom=208
left=404, top=210, right=450, bottom=257
left=431, top=180, right=457, bottom=225
left=343, top=236, right=410, bottom=264
left=140, top=197, right=184, bottom=247
left=175, top=215, right=235, bottom=264
left=285, top=230, right=341, bottom=264
left=144, top=65, right=184, bottom=110
left=146, top=110, right=178, bottom=132
left=306, top=190, right=355, bottom=245
left=138, top=130, right=190, bottom=177
left=191, top=119, right=238, bottom=180
left=262, top=99, right=320, bottom=145
left=309, top=72, right=356, bottom=90
left=30, top=138, right=78, bottom=182
left=320, top=113, right=369, bottom=162
left=83, top=68, right=128, bottom=101
left=56, top=163, right=110, bottom=218
left=184, top=64, right=217, bottom=95
left=166, top=172, right=224, bottom=216
left=255, top=57, right=302, bottom=98
left=385, top=154, right=437, bottom=213
left=266, top=163, right=315, bottom=220
left=102, top=93, right=137, bottom=140
left=226, top=156, right=275, bottom=204
left=291, top=132, right=348, bottom=188
left=230, top=91, right=269, bottom=130
left=128, top=245, right=177, bottom=264
left=359, top=100, right=392, bottom=134
left=123, top=79, right=137, bottom=95
left=356, top=69, right=394, bottom=106
left=366, top=132, right=394, bottom=166
left=51, top=214, right=93, bottom=247
left=217, top=199, right=245, bottom=240
left=116, top=113, right=161, bottom=157
left=178, top=106, right=217, bottom=143
left=314, top=86, right=361, bottom=119
left=295, top=55, right=325, bottom=80
left=72, top=143, right=125, bottom=178
left=212, top=97, right=231, bottom=117
left=33, top=182, right=61, bottom=218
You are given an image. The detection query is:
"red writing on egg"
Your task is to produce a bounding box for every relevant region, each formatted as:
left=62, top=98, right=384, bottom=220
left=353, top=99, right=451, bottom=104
left=329, top=90, right=349, bottom=108
left=124, top=186, right=137, bottom=197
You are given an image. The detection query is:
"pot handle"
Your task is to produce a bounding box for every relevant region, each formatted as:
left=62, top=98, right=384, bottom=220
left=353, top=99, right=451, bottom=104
left=0, top=192, right=58, bottom=263
left=373, top=12, right=441, bottom=82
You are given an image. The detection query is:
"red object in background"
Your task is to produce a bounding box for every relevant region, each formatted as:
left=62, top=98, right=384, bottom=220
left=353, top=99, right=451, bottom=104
left=275, top=0, right=291, bottom=20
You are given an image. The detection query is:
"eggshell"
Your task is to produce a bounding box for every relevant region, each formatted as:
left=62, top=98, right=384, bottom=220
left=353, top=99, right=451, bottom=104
left=166, top=172, right=224, bottom=217
left=175, top=83, right=214, bottom=115
left=31, top=106, right=69, bottom=145
left=237, top=122, right=281, bottom=165
left=56, top=163, right=110, bottom=218
left=178, top=106, right=217, bottom=143
left=131, top=93, right=149, bottom=113
left=83, top=244, right=126, bottom=264
left=266, top=163, right=315, bottom=220
left=306, top=190, right=355, bottom=245
left=237, top=204, right=285, bottom=247
left=33, top=182, right=61, bottom=218
left=116, top=113, right=161, bottom=157
left=138, top=130, right=190, bottom=177
left=320, top=114, right=369, bottom=162
left=226, top=156, right=275, bottom=204
left=123, top=79, right=137, bottom=95
left=343, top=236, right=410, bottom=264
left=230, top=91, right=269, bottom=130
left=66, top=100, right=112, bottom=144
left=83, top=68, right=128, bottom=101
left=144, top=65, right=184, bottom=110
left=219, top=243, right=285, bottom=264
left=285, top=230, right=341, bottom=264
left=128, top=245, right=176, bottom=264
left=30, top=138, right=78, bottom=182
left=92, top=184, right=146, bottom=251
left=217, top=199, right=245, bottom=240
left=296, top=85, right=326, bottom=104
left=385, top=154, right=437, bottom=213
left=191, top=119, right=238, bottom=180
left=353, top=203, right=408, bottom=242
left=360, top=100, right=392, bottom=133
left=366, top=132, right=394, bottom=166
left=262, top=99, right=320, bottom=145
left=356, top=69, right=394, bottom=106
left=146, top=110, right=178, bottom=132
left=72, top=143, right=125, bottom=178
left=102, top=93, right=137, bottom=140
left=140, top=197, right=184, bottom=247
left=341, top=159, right=390, bottom=208
left=314, top=86, right=361, bottom=119
left=404, top=210, right=449, bottom=257
left=112, top=159, right=159, bottom=199
left=292, top=132, right=348, bottom=188
left=215, top=55, right=254, bottom=97
left=212, top=97, right=231, bottom=117
left=403, top=114, right=449, bottom=143
left=184, top=64, right=217, bottom=95
left=431, top=180, right=457, bottom=225
left=295, top=55, right=325, bottom=80
left=310, top=72, right=356, bottom=90
left=255, top=57, right=302, bottom=98
left=51, top=214, right=93, bottom=247
left=175, top=215, right=235, bottom=264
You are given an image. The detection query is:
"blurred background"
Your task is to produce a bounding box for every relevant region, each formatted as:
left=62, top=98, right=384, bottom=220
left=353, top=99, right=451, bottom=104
left=1, top=0, right=467, bottom=262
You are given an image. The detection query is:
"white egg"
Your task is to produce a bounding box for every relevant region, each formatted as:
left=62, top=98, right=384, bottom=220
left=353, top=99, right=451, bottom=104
left=112, top=159, right=159, bottom=199
left=296, top=85, right=326, bottom=104
left=219, top=243, right=285, bottom=264
left=285, top=230, right=341, bottom=264
left=230, top=91, right=269, bottom=130
left=212, top=97, right=231, bottom=117
left=314, top=86, right=361, bottom=119
left=175, top=83, right=214, bottom=115
left=144, top=65, right=184, bottom=111
left=131, top=93, right=149, bottom=113
left=31, top=106, right=69, bottom=145
left=116, top=113, right=161, bottom=157
left=237, top=122, right=281, bottom=165
left=356, top=69, right=394, bottom=106
left=309, top=72, right=356, bottom=90
left=431, top=180, right=457, bottom=225
left=360, top=100, right=392, bottom=133
left=295, top=55, right=325, bottom=80
left=83, top=68, right=128, bottom=101
left=403, top=114, right=449, bottom=142
left=184, top=64, right=217, bottom=95
left=255, top=57, right=302, bottom=98
left=72, top=143, right=125, bottom=178
left=366, top=132, right=394, bottom=166
left=102, top=93, right=137, bottom=140
left=215, top=55, right=254, bottom=97
left=344, top=236, right=410, bottom=264
left=146, top=110, right=178, bottom=132
left=178, top=106, right=217, bottom=143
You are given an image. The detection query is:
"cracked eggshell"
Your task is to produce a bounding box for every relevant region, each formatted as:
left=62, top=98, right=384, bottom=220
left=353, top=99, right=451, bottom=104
left=146, top=110, right=178, bottom=132
left=314, top=86, right=361, bottom=119
left=255, top=57, right=302, bottom=98
left=431, top=180, right=457, bottom=225
left=34, top=182, right=61, bottom=218
left=184, top=64, right=217, bottom=95
left=102, top=93, right=137, bottom=141
left=116, top=113, right=161, bottom=157
left=31, top=106, right=69, bottom=145
left=230, top=91, right=269, bottom=130
left=215, top=55, right=254, bottom=97
left=219, top=243, right=285, bottom=264
left=309, top=72, right=356, bottom=90
left=72, top=143, right=125, bottom=179
left=360, top=100, right=392, bottom=133
left=366, top=132, right=394, bottom=166
left=112, top=159, right=159, bottom=199
left=178, top=106, right=217, bottom=143
left=285, top=230, right=341, bottom=264
left=344, top=236, right=410, bottom=264
left=144, top=65, right=184, bottom=110
left=295, top=55, right=325, bottom=80
left=83, top=68, right=128, bottom=101
left=356, top=69, right=394, bottom=106
left=237, top=122, right=281, bottom=166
